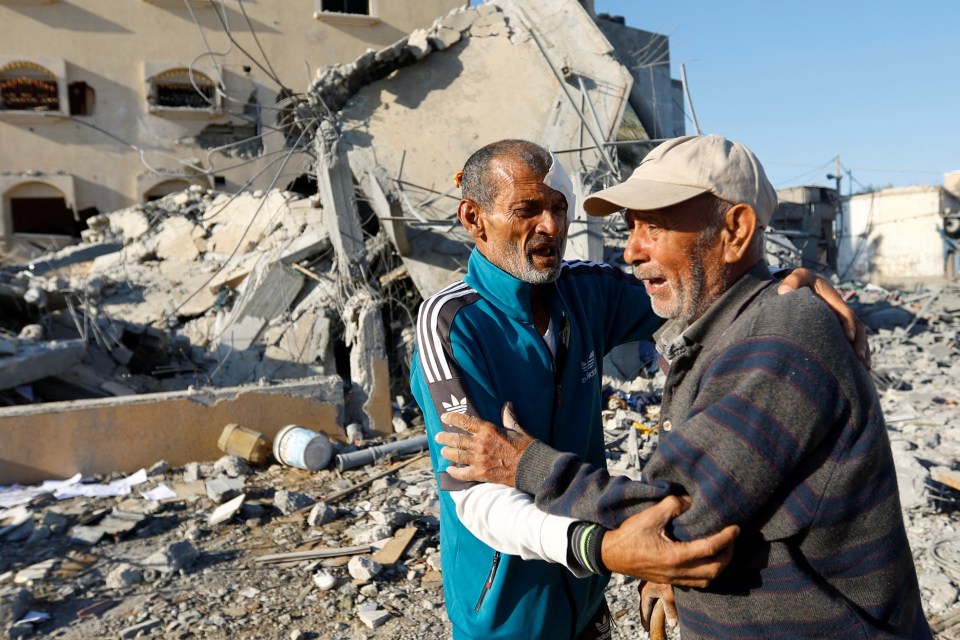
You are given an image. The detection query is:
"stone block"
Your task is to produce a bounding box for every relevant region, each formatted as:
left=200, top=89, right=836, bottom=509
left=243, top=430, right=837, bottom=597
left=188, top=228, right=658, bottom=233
left=273, top=490, right=315, bottom=516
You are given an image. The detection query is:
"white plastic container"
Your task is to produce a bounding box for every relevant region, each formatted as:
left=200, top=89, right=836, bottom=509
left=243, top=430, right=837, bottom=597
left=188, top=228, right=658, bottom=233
left=273, top=425, right=333, bottom=471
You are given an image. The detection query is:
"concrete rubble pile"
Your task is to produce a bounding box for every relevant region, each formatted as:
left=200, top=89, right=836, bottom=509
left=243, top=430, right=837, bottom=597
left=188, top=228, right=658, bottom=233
left=1, top=0, right=959, bottom=637
left=1, top=282, right=959, bottom=638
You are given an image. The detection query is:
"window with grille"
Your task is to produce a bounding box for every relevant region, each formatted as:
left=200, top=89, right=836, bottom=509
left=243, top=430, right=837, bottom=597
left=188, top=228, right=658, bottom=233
left=320, top=0, right=369, bottom=14
left=0, top=61, right=60, bottom=112
left=150, top=68, right=216, bottom=109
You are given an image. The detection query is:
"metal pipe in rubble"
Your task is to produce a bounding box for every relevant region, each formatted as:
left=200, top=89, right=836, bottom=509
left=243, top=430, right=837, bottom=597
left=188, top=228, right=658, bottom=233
left=334, top=435, right=429, bottom=472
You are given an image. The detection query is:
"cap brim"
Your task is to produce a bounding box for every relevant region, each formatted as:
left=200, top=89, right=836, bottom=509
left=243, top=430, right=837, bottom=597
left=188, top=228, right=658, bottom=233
left=583, top=180, right=709, bottom=216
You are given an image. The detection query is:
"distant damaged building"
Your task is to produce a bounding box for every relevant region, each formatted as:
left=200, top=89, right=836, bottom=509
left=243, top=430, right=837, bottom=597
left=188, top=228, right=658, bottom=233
left=838, top=172, right=960, bottom=285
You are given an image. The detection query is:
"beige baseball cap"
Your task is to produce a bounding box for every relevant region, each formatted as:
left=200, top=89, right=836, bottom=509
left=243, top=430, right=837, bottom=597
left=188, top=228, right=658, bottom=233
left=583, top=134, right=778, bottom=224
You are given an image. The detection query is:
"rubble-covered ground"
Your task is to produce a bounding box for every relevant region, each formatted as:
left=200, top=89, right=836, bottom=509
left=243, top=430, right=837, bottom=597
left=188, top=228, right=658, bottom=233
left=2, top=280, right=959, bottom=639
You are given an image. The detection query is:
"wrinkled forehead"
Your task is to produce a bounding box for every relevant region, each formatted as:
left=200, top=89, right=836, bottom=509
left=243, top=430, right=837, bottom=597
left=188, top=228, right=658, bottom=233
left=489, top=154, right=574, bottom=212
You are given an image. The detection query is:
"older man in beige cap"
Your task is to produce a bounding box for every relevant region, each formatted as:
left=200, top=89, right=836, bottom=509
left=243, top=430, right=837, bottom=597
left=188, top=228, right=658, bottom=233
left=439, top=135, right=930, bottom=639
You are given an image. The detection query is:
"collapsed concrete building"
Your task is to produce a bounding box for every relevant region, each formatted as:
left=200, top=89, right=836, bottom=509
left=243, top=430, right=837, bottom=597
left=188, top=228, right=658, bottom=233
left=0, top=0, right=690, bottom=485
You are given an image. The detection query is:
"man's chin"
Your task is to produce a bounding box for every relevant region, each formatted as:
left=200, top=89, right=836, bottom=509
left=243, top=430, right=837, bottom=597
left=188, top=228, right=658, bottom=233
left=522, top=264, right=561, bottom=285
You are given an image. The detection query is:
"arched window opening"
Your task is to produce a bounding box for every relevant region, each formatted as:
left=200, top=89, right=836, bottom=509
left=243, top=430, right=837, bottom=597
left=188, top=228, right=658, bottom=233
left=0, top=61, right=60, bottom=112
left=144, top=179, right=192, bottom=202
left=8, top=182, right=76, bottom=236
left=151, top=68, right=216, bottom=109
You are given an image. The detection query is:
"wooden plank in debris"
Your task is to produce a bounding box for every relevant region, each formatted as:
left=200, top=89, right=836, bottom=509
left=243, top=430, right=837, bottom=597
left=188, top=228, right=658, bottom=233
left=933, top=469, right=960, bottom=492
left=371, top=527, right=417, bottom=565
left=253, top=544, right=373, bottom=565
left=929, top=605, right=960, bottom=633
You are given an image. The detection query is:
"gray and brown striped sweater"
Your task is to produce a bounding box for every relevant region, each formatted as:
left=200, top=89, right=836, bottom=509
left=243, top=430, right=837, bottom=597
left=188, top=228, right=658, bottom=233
left=517, top=262, right=931, bottom=639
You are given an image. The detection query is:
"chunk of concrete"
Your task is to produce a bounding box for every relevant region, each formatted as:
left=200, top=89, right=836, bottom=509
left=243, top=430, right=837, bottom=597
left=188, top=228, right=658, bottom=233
left=207, top=493, right=246, bottom=526
left=348, top=556, right=382, bottom=582
left=155, top=216, right=203, bottom=262
left=273, top=490, right=315, bottom=516
left=357, top=607, right=391, bottom=629
left=0, top=340, right=86, bottom=391
left=428, top=26, right=462, bottom=50
left=105, top=564, right=143, bottom=590
left=205, top=477, right=246, bottom=504
left=143, top=540, right=198, bottom=575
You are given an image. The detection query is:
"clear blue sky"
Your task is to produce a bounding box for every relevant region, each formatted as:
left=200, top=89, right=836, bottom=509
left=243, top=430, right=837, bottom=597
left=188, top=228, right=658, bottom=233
left=595, top=1, right=958, bottom=193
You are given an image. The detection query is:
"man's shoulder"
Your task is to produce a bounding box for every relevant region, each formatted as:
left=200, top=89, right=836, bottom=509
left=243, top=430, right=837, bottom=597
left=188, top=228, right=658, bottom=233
left=559, top=260, right=633, bottom=281
left=417, top=281, right=477, bottom=341
left=419, top=280, right=481, bottom=322
left=739, top=285, right=849, bottom=348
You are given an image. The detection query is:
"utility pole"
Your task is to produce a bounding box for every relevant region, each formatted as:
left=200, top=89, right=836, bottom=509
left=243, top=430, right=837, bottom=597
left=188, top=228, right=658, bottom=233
left=827, top=155, right=844, bottom=241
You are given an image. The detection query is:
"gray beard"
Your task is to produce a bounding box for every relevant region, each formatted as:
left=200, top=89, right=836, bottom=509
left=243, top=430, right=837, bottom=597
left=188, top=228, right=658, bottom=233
left=494, top=239, right=564, bottom=285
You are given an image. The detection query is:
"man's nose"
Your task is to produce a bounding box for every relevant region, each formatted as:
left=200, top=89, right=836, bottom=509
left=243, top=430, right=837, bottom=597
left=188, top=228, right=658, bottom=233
left=535, top=209, right=562, bottom=236
left=623, top=226, right=649, bottom=265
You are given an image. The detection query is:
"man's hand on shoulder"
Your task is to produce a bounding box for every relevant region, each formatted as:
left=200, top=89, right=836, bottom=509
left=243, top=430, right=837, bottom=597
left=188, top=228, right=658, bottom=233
left=600, top=496, right=738, bottom=587
left=436, top=402, right=533, bottom=487
left=777, top=267, right=871, bottom=368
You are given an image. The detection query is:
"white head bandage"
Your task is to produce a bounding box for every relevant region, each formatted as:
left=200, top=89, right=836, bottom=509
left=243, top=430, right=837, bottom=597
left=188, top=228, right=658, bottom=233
left=544, top=152, right=576, bottom=224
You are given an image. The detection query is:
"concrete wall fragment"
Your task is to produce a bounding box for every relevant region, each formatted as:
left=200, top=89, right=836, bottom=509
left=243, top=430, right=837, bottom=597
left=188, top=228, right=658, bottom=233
left=0, top=376, right=344, bottom=486
left=343, top=291, right=392, bottom=438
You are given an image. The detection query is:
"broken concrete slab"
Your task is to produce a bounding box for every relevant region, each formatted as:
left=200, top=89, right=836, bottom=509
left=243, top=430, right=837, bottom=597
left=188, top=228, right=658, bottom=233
left=215, top=260, right=306, bottom=351
left=207, top=493, right=245, bottom=526
left=155, top=216, right=203, bottom=263
left=0, top=376, right=343, bottom=485
left=0, top=339, right=86, bottom=391
left=316, top=120, right=366, bottom=280
left=344, top=292, right=392, bottom=437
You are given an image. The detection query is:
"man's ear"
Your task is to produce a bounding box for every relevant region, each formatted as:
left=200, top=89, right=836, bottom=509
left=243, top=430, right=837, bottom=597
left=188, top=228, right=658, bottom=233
left=721, top=204, right=758, bottom=264
left=458, top=199, right=486, bottom=242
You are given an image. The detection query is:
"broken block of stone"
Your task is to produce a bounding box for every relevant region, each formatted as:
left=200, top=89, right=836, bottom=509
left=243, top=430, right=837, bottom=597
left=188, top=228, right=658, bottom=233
left=469, top=9, right=508, bottom=38
left=155, top=217, right=203, bottom=262
left=183, top=462, right=202, bottom=483
left=356, top=606, right=391, bottom=629
left=440, top=7, right=477, bottom=32
left=105, top=564, right=143, bottom=590
left=68, top=525, right=105, bottom=546
left=407, top=28, right=432, bottom=59
left=207, top=494, right=246, bottom=526
left=214, top=455, right=254, bottom=478
left=13, top=559, right=55, bottom=586
left=273, top=490, right=315, bottom=516
left=118, top=619, right=161, bottom=639
left=205, top=477, right=245, bottom=504
left=890, top=440, right=931, bottom=510
left=427, top=25, right=461, bottom=50
left=143, top=541, right=198, bottom=575
left=107, top=209, right=150, bottom=243
left=347, top=556, right=382, bottom=582
left=307, top=502, right=335, bottom=527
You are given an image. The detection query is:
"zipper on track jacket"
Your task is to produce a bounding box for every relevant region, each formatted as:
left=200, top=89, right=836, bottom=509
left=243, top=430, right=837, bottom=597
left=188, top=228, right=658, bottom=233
left=474, top=551, right=502, bottom=612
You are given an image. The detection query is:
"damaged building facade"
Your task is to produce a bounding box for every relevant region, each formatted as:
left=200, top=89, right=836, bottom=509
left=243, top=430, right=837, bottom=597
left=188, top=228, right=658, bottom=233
left=0, top=0, right=689, bottom=484
left=0, top=0, right=463, bottom=260
left=838, top=172, right=960, bottom=285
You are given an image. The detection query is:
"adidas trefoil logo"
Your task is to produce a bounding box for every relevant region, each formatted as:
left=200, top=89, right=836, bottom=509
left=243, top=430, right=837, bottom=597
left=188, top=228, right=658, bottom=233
left=441, top=394, right=468, bottom=414
left=580, top=350, right=598, bottom=383
left=595, top=612, right=611, bottom=639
